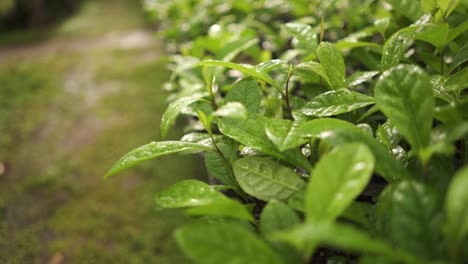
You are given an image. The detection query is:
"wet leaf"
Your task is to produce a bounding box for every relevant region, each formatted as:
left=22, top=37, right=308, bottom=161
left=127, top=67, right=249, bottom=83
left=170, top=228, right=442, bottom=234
left=224, top=78, right=262, bottom=113
left=233, top=157, right=306, bottom=201
left=317, top=42, right=346, bottom=89
left=161, top=93, right=207, bottom=139
left=299, top=89, right=375, bottom=117
left=105, top=141, right=213, bottom=178
left=306, top=143, right=375, bottom=222
left=375, top=65, right=434, bottom=155
left=265, top=118, right=306, bottom=152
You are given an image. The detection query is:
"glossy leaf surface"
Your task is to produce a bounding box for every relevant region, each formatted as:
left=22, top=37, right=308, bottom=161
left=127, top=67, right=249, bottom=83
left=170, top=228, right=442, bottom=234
left=265, top=118, right=306, bottom=152
left=375, top=65, right=434, bottom=154
left=306, top=143, right=375, bottom=222
left=317, top=42, right=346, bottom=89
left=105, top=141, right=212, bottom=178
left=299, top=89, right=375, bottom=117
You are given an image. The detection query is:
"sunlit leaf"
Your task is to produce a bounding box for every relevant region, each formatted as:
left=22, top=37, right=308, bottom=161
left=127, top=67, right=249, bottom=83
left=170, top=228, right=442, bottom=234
left=265, top=118, right=306, bottom=152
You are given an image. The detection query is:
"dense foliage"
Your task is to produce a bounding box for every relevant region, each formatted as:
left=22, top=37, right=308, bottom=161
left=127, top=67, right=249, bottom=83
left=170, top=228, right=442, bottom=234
left=107, top=0, right=468, bottom=263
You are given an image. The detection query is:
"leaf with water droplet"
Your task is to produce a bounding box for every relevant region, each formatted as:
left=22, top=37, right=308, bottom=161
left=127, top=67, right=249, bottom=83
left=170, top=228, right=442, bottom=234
left=299, top=89, right=375, bottom=117
left=105, top=141, right=213, bottom=178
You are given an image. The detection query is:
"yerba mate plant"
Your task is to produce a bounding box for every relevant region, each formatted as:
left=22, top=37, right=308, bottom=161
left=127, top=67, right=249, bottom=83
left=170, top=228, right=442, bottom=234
left=107, top=0, right=468, bottom=263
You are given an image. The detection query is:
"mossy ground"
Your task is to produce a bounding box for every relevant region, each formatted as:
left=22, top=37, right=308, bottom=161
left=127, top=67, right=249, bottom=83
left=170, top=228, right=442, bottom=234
left=0, top=1, right=202, bottom=263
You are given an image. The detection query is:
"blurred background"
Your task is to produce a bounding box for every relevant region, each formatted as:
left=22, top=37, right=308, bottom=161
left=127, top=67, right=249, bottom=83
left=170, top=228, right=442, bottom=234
left=0, top=0, right=203, bottom=263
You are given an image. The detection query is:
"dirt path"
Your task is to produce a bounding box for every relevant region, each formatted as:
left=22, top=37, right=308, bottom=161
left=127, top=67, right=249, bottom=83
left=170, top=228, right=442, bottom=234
left=0, top=1, right=200, bottom=263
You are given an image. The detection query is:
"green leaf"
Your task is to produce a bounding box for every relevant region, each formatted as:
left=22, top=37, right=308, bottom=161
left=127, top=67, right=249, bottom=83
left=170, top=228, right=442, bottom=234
left=415, top=23, right=449, bottom=49
left=375, top=65, right=434, bottom=155
left=299, top=89, right=375, bottom=117
left=196, top=60, right=278, bottom=88
left=445, top=166, right=468, bottom=258
left=274, top=221, right=416, bottom=262
left=176, top=221, right=284, bottom=264
left=284, top=23, right=318, bottom=54
left=260, top=200, right=300, bottom=235
left=265, top=118, right=306, bottom=152
left=233, top=157, right=306, bottom=201
left=219, top=114, right=311, bottom=170
left=155, top=180, right=225, bottom=208
left=385, top=0, right=424, bottom=21
left=306, top=143, right=375, bottom=222
left=155, top=180, right=253, bottom=221
left=450, top=42, right=468, bottom=72
left=437, top=0, right=461, bottom=17
left=224, top=78, right=262, bottom=113
left=381, top=31, right=415, bottom=71
left=317, top=42, right=346, bottom=89
left=377, top=180, right=444, bottom=260
left=213, top=102, right=248, bottom=119
left=256, top=59, right=289, bottom=72
left=161, top=93, right=207, bottom=139
left=421, top=0, right=437, bottom=12
left=345, top=71, right=379, bottom=88
left=204, top=141, right=238, bottom=186
left=295, top=61, right=332, bottom=87
left=184, top=200, right=253, bottom=222
left=105, top=141, right=212, bottom=178
left=297, top=119, right=408, bottom=181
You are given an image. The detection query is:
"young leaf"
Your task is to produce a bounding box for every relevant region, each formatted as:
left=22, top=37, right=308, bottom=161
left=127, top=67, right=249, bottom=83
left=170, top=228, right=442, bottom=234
left=105, top=141, right=213, bottom=178
left=155, top=180, right=226, bottom=208
left=297, top=119, right=408, bottom=181
left=306, top=143, right=375, bottom=222
left=298, top=89, right=375, bottom=117
left=260, top=200, right=300, bottom=235
left=381, top=31, right=415, bottom=71
left=224, top=78, right=262, bottom=113
left=377, top=180, right=444, bottom=261
left=161, top=93, right=207, bottom=139
left=218, top=37, right=259, bottom=62
left=232, top=157, right=306, bottom=201
left=196, top=60, right=278, bottom=88
left=375, top=65, right=434, bottom=155
left=184, top=200, right=254, bottom=222
left=219, top=114, right=311, bottom=170
left=265, top=118, right=306, bottom=152
left=175, top=221, right=285, bottom=264
left=295, top=61, right=332, bottom=88
left=445, top=166, right=468, bottom=259
left=317, top=42, right=346, bottom=89
left=155, top=180, right=253, bottom=221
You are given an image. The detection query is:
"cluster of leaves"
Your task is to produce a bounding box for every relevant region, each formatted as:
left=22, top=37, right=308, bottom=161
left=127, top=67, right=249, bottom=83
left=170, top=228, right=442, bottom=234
left=108, top=0, right=468, bottom=263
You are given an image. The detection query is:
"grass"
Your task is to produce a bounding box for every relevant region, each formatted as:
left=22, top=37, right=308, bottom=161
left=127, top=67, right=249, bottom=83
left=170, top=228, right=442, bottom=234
left=0, top=1, right=202, bottom=263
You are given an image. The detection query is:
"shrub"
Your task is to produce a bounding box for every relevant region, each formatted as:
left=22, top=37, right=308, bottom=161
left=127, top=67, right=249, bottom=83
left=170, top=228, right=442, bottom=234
left=108, top=1, right=468, bottom=263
